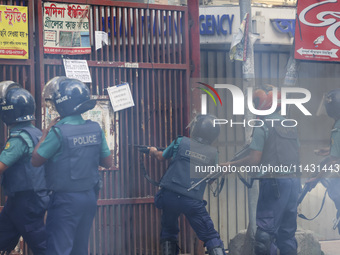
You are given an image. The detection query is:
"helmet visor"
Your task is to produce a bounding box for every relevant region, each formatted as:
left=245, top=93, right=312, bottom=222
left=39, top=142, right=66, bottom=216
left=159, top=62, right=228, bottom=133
left=316, top=94, right=327, bottom=116
left=43, top=77, right=65, bottom=117
left=43, top=77, right=61, bottom=100
left=186, top=116, right=197, bottom=129
left=0, top=81, right=21, bottom=105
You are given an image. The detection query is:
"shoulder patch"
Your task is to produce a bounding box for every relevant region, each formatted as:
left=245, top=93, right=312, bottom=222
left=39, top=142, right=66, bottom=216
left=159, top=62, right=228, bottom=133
left=4, top=142, right=10, bottom=150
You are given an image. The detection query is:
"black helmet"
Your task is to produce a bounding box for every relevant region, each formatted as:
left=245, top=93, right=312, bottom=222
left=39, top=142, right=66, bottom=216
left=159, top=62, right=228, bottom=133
left=43, top=76, right=96, bottom=117
left=189, top=114, right=220, bottom=144
left=0, top=81, right=35, bottom=125
left=324, top=89, right=340, bottom=120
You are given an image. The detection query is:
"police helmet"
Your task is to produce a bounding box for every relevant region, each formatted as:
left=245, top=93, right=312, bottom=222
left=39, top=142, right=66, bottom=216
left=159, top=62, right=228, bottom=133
left=190, top=114, right=220, bottom=144
left=324, top=89, right=340, bottom=120
left=0, top=81, right=35, bottom=125
left=43, top=76, right=96, bottom=117
left=253, top=84, right=281, bottom=111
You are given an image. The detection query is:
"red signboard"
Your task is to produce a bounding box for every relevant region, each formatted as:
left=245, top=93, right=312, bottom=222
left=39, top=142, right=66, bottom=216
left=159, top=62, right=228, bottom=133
left=295, top=0, right=340, bottom=62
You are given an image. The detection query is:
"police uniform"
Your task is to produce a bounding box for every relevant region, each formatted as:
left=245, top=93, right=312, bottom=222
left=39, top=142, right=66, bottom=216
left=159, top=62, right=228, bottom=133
left=326, top=119, right=340, bottom=233
left=154, top=136, right=225, bottom=253
left=0, top=122, right=49, bottom=255
left=37, top=115, right=111, bottom=255
left=250, top=113, right=300, bottom=255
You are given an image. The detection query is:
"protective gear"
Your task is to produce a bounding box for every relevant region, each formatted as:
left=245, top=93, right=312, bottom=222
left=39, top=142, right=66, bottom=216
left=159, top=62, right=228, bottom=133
left=323, top=89, right=340, bottom=120
left=0, top=81, right=35, bottom=125
left=253, top=84, right=281, bottom=111
left=45, top=120, right=101, bottom=192
left=159, top=137, right=217, bottom=200
left=2, top=126, right=47, bottom=196
left=260, top=123, right=299, bottom=171
left=43, top=76, right=96, bottom=117
left=208, top=246, right=225, bottom=255
left=161, top=240, right=178, bottom=255
left=254, top=229, right=273, bottom=255
left=189, top=114, right=220, bottom=145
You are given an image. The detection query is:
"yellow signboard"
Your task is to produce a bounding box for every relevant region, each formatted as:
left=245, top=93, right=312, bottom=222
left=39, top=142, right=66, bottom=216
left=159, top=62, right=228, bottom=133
left=0, top=5, right=29, bottom=59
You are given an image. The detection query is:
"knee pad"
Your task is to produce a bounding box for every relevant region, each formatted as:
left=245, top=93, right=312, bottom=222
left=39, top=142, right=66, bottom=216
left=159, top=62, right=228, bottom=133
left=254, top=229, right=273, bottom=255
left=161, top=240, right=179, bottom=255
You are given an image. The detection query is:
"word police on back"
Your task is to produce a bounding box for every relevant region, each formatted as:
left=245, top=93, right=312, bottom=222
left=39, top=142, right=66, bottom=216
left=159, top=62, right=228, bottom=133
left=72, top=135, right=98, bottom=146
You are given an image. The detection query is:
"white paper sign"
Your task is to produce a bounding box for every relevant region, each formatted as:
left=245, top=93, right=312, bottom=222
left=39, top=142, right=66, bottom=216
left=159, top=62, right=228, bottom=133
left=95, top=31, right=108, bottom=51
left=107, top=83, right=135, bottom=112
left=63, top=59, right=92, bottom=83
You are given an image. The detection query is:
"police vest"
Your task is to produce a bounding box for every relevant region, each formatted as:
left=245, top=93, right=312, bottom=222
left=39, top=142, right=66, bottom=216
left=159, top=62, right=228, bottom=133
left=260, top=122, right=300, bottom=170
left=46, top=120, right=102, bottom=192
left=159, top=136, right=217, bottom=201
left=2, top=126, right=47, bottom=195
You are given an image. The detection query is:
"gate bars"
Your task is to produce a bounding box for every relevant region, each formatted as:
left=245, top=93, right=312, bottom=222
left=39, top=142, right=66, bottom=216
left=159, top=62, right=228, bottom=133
left=33, top=0, right=196, bottom=254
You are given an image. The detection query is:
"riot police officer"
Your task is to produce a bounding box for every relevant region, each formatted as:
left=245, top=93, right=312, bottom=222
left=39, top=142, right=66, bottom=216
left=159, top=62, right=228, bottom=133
left=148, top=114, right=226, bottom=255
left=221, top=85, right=300, bottom=255
left=0, top=81, right=49, bottom=255
left=308, top=88, right=340, bottom=234
left=31, top=77, right=112, bottom=255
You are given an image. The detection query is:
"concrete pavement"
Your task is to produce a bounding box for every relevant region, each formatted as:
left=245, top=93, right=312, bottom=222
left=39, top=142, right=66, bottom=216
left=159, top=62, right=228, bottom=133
left=320, top=240, right=340, bottom=255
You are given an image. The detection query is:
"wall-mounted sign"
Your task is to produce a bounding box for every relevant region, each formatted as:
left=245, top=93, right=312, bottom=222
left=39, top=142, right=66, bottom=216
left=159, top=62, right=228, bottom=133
left=0, top=5, right=28, bottom=59
left=63, top=59, right=92, bottom=83
left=295, top=0, right=340, bottom=62
left=199, top=14, right=234, bottom=36
left=43, top=2, right=90, bottom=55
left=95, top=31, right=108, bottom=51
left=199, top=6, right=295, bottom=45
left=107, top=83, right=135, bottom=112
left=271, top=19, right=295, bottom=37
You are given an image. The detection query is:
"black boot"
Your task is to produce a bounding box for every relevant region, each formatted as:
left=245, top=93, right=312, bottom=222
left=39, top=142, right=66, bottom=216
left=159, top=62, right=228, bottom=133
left=161, top=240, right=179, bottom=255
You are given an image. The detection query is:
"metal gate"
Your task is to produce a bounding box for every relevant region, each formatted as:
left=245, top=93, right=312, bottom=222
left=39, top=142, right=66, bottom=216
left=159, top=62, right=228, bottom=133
left=0, top=0, right=201, bottom=254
